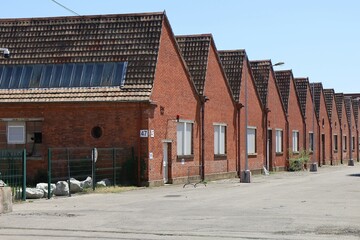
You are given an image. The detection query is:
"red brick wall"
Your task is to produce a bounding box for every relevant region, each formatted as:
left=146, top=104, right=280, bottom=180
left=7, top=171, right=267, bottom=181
left=304, top=88, right=320, bottom=165
left=318, top=91, right=331, bottom=165
left=340, top=103, right=349, bottom=162
left=239, top=61, right=264, bottom=172
left=330, top=98, right=341, bottom=165
left=349, top=105, right=357, bottom=162
left=267, top=72, right=287, bottom=169
left=0, top=102, right=149, bottom=182
left=288, top=79, right=305, bottom=163
left=201, top=42, right=237, bottom=175
left=149, top=21, right=200, bottom=183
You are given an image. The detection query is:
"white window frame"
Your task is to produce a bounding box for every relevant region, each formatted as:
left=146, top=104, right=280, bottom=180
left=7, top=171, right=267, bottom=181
left=7, top=122, right=26, bottom=144
left=333, top=134, right=338, bottom=152
left=214, top=123, right=226, bottom=155
left=309, top=132, right=314, bottom=152
left=275, top=129, right=283, bottom=153
left=292, top=130, right=299, bottom=152
left=177, top=120, right=193, bottom=156
left=247, top=127, right=257, bottom=154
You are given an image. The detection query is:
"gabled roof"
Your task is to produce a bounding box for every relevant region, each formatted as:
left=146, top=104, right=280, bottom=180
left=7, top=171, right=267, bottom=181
left=352, top=98, right=359, bottom=127
left=0, top=12, right=166, bottom=102
left=250, top=60, right=272, bottom=107
left=334, top=93, right=345, bottom=123
left=294, top=78, right=310, bottom=117
left=274, top=70, right=293, bottom=114
left=344, top=97, right=353, bottom=126
left=175, top=34, right=211, bottom=95
left=218, top=50, right=245, bottom=102
left=323, top=88, right=336, bottom=119
left=309, top=82, right=323, bottom=119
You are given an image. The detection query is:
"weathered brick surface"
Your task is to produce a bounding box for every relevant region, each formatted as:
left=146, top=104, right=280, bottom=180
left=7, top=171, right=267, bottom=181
left=318, top=89, right=332, bottom=165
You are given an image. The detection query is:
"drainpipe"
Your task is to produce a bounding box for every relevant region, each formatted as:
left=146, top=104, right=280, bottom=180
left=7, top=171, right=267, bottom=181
left=237, top=103, right=243, bottom=177
left=340, top=127, right=343, bottom=164
left=264, top=107, right=270, bottom=171
left=200, top=96, right=209, bottom=181
left=137, top=103, right=142, bottom=186
left=330, top=121, right=333, bottom=165
left=285, top=114, right=289, bottom=170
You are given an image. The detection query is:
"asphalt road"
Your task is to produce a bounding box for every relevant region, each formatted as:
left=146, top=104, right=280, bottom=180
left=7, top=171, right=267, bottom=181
left=1, top=164, right=360, bottom=240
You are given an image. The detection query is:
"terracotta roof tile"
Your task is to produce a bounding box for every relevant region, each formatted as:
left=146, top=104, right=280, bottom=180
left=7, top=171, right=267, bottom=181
left=345, top=97, right=353, bottom=125
left=323, top=88, right=335, bottom=119
left=352, top=98, right=359, bottom=127
left=294, top=78, right=309, bottom=117
left=274, top=70, right=293, bottom=113
left=334, top=93, right=344, bottom=123
left=218, top=50, right=245, bottom=102
left=0, top=12, right=165, bottom=102
left=309, top=83, right=323, bottom=119
left=175, top=35, right=211, bottom=95
left=250, top=60, right=271, bottom=107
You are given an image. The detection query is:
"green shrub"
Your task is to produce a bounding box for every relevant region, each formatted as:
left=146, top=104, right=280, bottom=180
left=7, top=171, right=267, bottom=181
left=288, top=149, right=310, bottom=171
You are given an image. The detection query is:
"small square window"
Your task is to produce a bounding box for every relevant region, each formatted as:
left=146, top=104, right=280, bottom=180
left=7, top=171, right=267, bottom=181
left=7, top=122, right=25, bottom=144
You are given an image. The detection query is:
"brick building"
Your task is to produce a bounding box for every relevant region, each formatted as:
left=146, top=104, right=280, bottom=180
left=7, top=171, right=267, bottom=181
left=335, top=93, right=349, bottom=164
left=310, top=83, right=331, bottom=165
left=294, top=78, right=319, bottom=166
left=176, top=34, right=237, bottom=180
left=219, top=50, right=265, bottom=176
left=0, top=12, right=203, bottom=186
left=323, top=89, right=342, bottom=165
left=351, top=98, right=360, bottom=161
left=250, top=60, right=287, bottom=171
left=275, top=70, right=304, bottom=165
left=344, top=97, right=357, bottom=164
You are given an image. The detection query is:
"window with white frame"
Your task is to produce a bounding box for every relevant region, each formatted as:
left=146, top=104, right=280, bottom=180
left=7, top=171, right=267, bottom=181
left=177, top=121, right=193, bottom=156
left=343, top=135, right=347, bottom=151
left=7, top=122, right=26, bottom=144
left=214, top=124, right=226, bottom=155
left=292, top=131, right=299, bottom=152
left=275, top=129, right=283, bottom=153
left=333, top=134, right=338, bottom=151
left=309, top=132, right=314, bottom=152
left=247, top=127, right=256, bottom=154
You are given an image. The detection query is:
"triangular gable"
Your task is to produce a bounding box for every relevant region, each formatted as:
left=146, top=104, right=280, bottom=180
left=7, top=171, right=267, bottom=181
left=345, top=97, right=354, bottom=126
left=294, top=78, right=310, bottom=118
left=175, top=34, right=211, bottom=95
left=275, top=70, right=292, bottom=114
left=218, top=50, right=245, bottom=102
left=352, top=99, right=359, bottom=128
left=335, top=93, right=345, bottom=123
left=250, top=60, right=272, bottom=107
left=323, top=89, right=335, bottom=120
left=0, top=12, right=166, bottom=102
left=310, top=82, right=327, bottom=120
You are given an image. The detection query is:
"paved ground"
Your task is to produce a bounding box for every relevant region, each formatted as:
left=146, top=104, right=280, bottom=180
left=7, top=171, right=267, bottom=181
left=1, top=164, right=360, bottom=240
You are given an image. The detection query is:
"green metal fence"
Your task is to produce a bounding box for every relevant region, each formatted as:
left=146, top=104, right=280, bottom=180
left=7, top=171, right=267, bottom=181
left=48, top=147, right=135, bottom=198
left=0, top=149, right=26, bottom=201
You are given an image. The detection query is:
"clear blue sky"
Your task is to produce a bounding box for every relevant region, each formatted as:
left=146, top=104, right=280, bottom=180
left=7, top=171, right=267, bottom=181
left=2, top=0, right=360, bottom=93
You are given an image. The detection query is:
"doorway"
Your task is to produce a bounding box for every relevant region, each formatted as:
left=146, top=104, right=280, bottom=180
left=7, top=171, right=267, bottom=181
left=267, top=129, right=273, bottom=171
left=163, top=142, right=171, bottom=184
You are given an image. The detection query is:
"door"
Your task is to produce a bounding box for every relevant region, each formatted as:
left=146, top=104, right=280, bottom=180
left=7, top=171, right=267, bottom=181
left=267, top=129, right=273, bottom=171
left=163, top=143, right=169, bottom=183
left=321, top=134, right=325, bottom=166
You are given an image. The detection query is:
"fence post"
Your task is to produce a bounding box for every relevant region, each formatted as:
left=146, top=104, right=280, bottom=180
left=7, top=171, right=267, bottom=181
left=22, top=149, right=26, bottom=201
left=48, top=148, right=52, bottom=200
left=67, top=148, right=71, bottom=197
left=112, top=148, right=116, bottom=186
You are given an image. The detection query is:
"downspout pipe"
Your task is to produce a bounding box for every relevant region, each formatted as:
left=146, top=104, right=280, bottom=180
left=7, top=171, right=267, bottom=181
left=200, top=95, right=209, bottom=181
left=285, top=114, right=289, bottom=170
left=137, top=103, right=142, bottom=186
left=264, top=107, right=271, bottom=171
left=237, top=103, right=244, bottom=178
left=330, top=121, right=333, bottom=165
